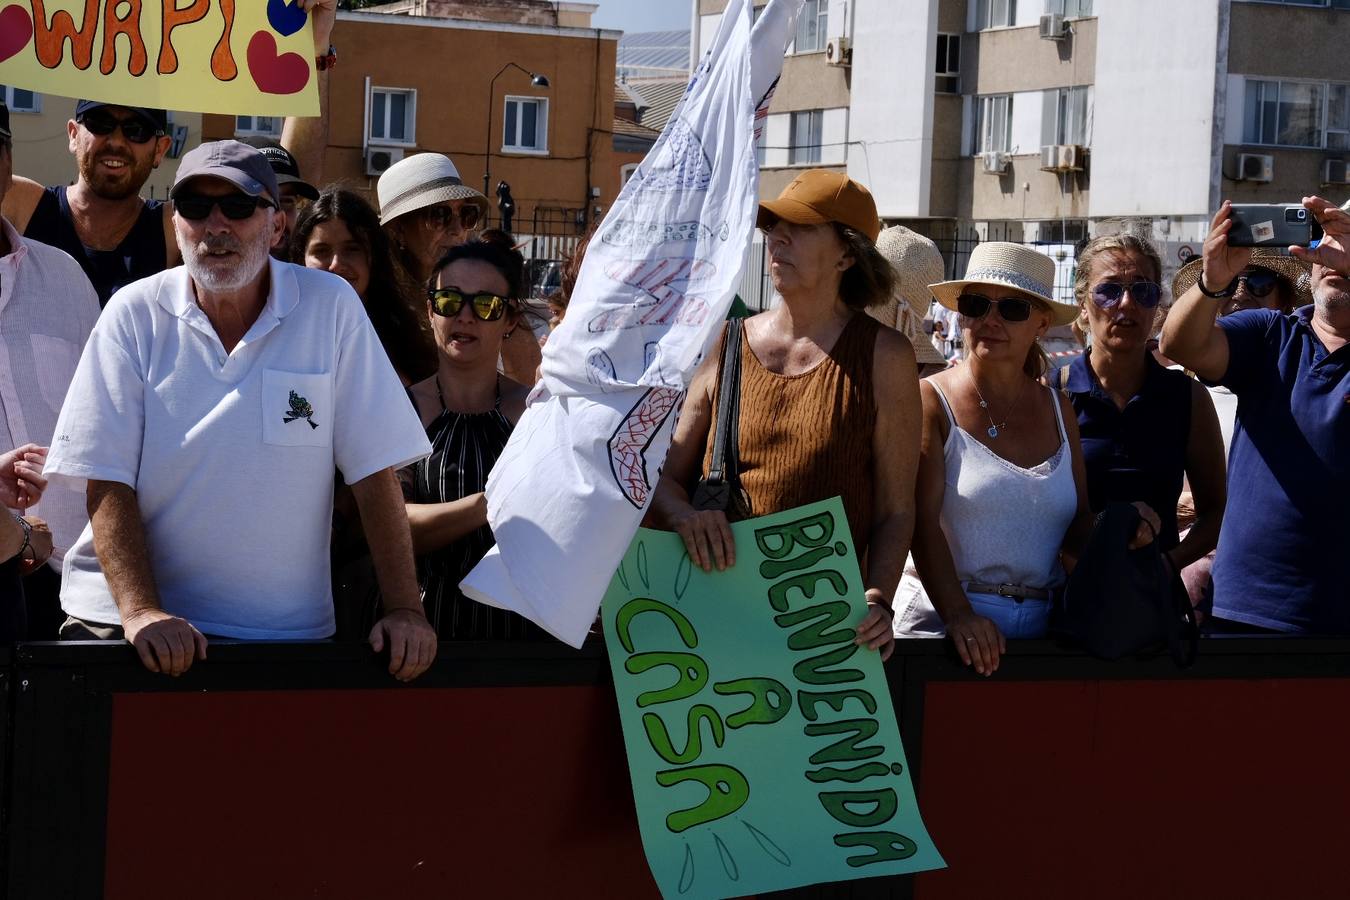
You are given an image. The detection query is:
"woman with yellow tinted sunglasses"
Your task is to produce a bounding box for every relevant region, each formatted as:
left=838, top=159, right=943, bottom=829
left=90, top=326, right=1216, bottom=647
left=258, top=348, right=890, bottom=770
left=400, top=241, right=549, bottom=640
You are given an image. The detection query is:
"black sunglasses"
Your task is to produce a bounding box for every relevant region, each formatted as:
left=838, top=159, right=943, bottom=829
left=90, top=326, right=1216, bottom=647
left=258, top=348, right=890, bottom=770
left=78, top=110, right=161, bottom=144
left=424, top=204, right=481, bottom=231
left=429, top=288, right=509, bottom=321
left=1090, top=281, right=1162, bottom=309
left=1234, top=269, right=1279, bottom=297
left=175, top=193, right=275, bottom=221
left=957, top=293, right=1034, bottom=322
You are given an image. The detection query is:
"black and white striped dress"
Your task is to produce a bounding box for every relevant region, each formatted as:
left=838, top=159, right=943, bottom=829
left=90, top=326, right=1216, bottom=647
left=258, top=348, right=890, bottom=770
left=410, top=390, right=551, bottom=641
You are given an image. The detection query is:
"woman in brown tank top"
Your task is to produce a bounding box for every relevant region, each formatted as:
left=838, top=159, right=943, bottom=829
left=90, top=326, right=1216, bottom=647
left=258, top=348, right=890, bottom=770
left=650, top=171, right=924, bottom=662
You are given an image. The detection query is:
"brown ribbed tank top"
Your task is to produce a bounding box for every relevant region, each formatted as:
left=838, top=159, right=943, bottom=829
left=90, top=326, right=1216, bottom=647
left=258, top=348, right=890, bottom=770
left=702, top=313, right=880, bottom=555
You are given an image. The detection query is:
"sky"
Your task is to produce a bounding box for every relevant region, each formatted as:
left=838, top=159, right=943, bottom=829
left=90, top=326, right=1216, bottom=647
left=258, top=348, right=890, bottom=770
left=590, top=0, right=691, bottom=34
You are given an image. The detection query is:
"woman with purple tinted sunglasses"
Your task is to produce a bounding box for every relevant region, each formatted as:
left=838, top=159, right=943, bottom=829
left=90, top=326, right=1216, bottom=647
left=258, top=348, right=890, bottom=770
left=1057, top=234, right=1226, bottom=607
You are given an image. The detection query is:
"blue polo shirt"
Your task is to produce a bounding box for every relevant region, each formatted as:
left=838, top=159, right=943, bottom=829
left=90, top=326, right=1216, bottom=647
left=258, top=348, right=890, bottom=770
left=1211, top=306, right=1350, bottom=632
left=1064, top=350, right=1192, bottom=549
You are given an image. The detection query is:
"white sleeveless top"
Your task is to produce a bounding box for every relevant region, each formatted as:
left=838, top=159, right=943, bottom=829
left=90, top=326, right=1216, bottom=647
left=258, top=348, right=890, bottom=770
left=894, top=381, right=1079, bottom=637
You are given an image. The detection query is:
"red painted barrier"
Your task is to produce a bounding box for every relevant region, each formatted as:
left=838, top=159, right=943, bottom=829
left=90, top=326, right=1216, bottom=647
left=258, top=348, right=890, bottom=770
left=914, top=679, right=1350, bottom=900
left=103, top=685, right=661, bottom=900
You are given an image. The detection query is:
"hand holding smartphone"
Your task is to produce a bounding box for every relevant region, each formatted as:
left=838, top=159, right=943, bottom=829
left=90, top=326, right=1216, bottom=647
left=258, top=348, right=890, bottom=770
left=1227, top=203, right=1324, bottom=248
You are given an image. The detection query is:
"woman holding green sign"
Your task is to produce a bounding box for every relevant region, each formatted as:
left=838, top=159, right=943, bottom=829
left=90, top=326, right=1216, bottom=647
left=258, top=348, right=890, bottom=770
left=651, top=171, right=923, bottom=662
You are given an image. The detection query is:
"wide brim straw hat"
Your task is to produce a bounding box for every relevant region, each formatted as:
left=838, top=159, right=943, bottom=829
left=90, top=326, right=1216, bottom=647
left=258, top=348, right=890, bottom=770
left=1171, top=249, right=1312, bottom=305
left=875, top=225, right=947, bottom=366
left=929, top=241, right=1078, bottom=327
left=376, top=152, right=490, bottom=226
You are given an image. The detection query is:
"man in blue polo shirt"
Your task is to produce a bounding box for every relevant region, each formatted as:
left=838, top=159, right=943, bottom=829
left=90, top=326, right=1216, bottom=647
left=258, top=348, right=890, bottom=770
left=1162, top=196, right=1349, bottom=633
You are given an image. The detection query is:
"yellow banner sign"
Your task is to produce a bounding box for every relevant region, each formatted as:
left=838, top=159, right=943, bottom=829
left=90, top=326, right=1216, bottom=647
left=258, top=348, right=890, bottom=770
left=0, top=1, right=318, bottom=116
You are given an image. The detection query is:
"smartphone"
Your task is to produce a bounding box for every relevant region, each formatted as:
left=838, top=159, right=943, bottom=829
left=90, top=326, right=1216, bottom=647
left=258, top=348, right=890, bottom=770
left=1228, top=203, right=1323, bottom=247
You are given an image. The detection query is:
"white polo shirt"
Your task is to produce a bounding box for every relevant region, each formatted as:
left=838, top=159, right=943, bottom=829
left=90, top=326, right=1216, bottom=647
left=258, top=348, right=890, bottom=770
left=46, top=259, right=432, bottom=639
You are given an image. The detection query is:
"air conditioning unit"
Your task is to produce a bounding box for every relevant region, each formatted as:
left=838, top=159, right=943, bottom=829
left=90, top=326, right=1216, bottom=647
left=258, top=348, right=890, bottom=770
left=1323, top=158, right=1350, bottom=185
left=1039, top=13, right=1067, bottom=40
left=825, top=36, right=852, bottom=67
left=1040, top=144, right=1085, bottom=172
left=365, top=146, right=404, bottom=177
left=1236, top=153, right=1274, bottom=183
left=981, top=151, right=1010, bottom=175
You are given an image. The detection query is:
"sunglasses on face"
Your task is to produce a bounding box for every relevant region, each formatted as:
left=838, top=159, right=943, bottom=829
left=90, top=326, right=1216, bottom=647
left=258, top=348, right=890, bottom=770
left=175, top=193, right=275, bottom=221
left=78, top=110, right=161, bottom=144
left=957, top=292, right=1034, bottom=322
left=1234, top=269, right=1279, bottom=297
left=423, top=204, right=481, bottom=231
left=1090, top=281, right=1162, bottom=309
left=428, top=288, right=509, bottom=321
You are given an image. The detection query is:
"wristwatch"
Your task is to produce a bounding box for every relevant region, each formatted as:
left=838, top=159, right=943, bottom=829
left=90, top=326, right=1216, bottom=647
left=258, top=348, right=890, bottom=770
left=316, top=44, right=337, bottom=72
left=11, top=515, right=30, bottom=563
left=1197, top=271, right=1234, bottom=299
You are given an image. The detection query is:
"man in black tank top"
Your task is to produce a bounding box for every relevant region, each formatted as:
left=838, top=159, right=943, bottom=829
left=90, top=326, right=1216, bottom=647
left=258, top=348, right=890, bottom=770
left=1, top=2, right=337, bottom=306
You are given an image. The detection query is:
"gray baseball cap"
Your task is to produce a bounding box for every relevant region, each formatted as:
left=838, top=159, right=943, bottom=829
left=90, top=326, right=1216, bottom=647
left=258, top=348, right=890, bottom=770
left=171, top=140, right=279, bottom=203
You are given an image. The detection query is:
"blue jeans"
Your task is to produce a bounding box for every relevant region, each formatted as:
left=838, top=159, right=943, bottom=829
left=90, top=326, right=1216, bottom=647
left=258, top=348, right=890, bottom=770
left=967, top=592, right=1051, bottom=639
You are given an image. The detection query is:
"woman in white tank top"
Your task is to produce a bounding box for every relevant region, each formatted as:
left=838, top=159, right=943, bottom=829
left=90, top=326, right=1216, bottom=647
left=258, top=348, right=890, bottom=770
left=894, top=244, right=1095, bottom=676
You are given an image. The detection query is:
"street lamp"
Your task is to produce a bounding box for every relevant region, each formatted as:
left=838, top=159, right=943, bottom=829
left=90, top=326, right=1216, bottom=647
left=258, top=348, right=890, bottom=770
left=484, top=62, right=551, bottom=204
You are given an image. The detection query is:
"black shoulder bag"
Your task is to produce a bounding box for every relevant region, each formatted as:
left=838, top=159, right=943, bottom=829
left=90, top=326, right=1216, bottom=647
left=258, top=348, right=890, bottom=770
left=691, top=318, right=754, bottom=520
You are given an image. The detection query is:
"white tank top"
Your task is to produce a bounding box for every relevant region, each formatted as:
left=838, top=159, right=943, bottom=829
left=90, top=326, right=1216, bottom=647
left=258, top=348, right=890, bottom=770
left=894, top=380, right=1079, bottom=636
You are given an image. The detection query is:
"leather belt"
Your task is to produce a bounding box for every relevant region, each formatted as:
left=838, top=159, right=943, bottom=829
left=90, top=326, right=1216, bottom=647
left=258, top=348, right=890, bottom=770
left=965, top=581, right=1051, bottom=602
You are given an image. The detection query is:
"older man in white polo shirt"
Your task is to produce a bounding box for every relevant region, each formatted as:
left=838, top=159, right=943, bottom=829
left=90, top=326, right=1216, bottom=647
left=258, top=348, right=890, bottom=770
left=46, top=141, right=437, bottom=679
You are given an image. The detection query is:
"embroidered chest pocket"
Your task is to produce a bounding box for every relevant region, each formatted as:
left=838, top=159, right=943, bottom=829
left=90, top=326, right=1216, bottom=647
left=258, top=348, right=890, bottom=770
left=262, top=369, right=334, bottom=449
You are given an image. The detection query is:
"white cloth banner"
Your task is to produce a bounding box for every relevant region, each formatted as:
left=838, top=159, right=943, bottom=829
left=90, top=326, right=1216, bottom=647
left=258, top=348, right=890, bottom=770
left=461, top=0, right=804, bottom=647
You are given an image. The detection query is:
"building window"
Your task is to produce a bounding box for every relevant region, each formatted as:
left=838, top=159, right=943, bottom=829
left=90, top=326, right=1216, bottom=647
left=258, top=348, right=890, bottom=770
left=0, top=86, right=39, bottom=113
left=1329, top=84, right=1350, bottom=149
left=1045, top=0, right=1093, bottom=15
left=974, top=95, right=1012, bottom=154
left=369, top=87, right=417, bottom=145
left=789, top=110, right=823, bottom=165
left=975, top=0, right=1017, bottom=29
left=504, top=96, right=548, bottom=154
left=1045, top=85, right=1089, bottom=145
left=620, top=163, right=640, bottom=187
left=935, top=34, right=960, bottom=93
left=755, top=124, right=767, bottom=167
left=794, top=0, right=829, bottom=53
left=1243, top=79, right=1323, bottom=147
left=235, top=115, right=281, bottom=137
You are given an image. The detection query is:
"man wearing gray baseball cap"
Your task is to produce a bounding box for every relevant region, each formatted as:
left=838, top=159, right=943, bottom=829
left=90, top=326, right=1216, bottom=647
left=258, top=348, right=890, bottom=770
left=44, top=140, right=438, bottom=681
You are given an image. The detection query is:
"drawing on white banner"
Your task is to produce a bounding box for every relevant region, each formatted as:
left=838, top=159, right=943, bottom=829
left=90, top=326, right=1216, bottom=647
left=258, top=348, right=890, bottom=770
left=627, top=117, right=714, bottom=194
left=600, top=219, right=723, bottom=249
left=586, top=349, right=619, bottom=390
left=587, top=259, right=717, bottom=334
left=609, top=388, right=684, bottom=508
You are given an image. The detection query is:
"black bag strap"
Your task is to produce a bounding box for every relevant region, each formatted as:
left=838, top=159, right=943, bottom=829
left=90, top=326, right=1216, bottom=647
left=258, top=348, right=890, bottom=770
left=706, top=318, right=744, bottom=485
left=1167, top=569, right=1201, bottom=668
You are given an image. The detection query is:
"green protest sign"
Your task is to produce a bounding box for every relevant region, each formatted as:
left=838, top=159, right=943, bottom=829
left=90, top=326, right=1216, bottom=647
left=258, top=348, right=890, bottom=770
left=602, top=497, right=944, bottom=899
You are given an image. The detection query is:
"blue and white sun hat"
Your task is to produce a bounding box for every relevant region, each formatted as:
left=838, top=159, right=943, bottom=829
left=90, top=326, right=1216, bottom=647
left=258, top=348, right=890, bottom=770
left=928, top=241, right=1078, bottom=326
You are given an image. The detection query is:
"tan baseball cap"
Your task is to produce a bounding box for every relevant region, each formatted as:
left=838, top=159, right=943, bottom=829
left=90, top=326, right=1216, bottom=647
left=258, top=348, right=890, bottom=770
left=757, top=169, right=881, bottom=242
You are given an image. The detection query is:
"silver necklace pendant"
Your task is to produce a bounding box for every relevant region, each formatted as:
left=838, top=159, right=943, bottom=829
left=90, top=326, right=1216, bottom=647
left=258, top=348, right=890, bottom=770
left=987, top=425, right=999, bottom=438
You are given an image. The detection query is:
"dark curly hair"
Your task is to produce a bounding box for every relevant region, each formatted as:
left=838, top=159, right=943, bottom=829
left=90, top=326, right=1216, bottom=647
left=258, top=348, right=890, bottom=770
left=291, top=188, right=437, bottom=382
left=431, top=239, right=527, bottom=299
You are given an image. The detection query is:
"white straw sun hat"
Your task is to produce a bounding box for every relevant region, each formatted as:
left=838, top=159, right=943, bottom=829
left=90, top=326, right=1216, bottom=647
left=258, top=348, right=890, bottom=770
left=376, top=152, right=490, bottom=226
left=928, top=241, right=1078, bottom=326
left=873, top=226, right=947, bottom=367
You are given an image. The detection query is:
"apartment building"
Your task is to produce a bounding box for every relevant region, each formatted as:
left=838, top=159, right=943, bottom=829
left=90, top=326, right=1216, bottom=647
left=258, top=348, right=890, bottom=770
left=695, top=0, right=1350, bottom=288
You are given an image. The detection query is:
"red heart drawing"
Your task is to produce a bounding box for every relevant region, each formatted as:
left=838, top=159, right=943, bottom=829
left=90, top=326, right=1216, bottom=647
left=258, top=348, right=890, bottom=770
left=0, top=5, right=34, bottom=65
left=246, top=31, right=310, bottom=95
